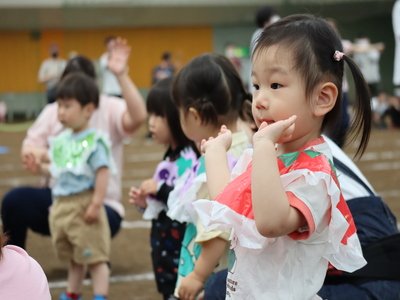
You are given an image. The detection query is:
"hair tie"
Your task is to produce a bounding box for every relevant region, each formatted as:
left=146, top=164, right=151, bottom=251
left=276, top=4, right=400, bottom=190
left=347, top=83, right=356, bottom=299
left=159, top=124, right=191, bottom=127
left=333, top=50, right=344, bottom=62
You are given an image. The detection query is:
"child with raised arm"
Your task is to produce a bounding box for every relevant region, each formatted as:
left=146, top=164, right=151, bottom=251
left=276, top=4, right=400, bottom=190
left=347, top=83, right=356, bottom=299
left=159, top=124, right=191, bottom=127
left=47, top=73, right=112, bottom=300
left=166, top=54, right=252, bottom=300
left=195, top=14, right=371, bottom=299
left=128, top=77, right=199, bottom=300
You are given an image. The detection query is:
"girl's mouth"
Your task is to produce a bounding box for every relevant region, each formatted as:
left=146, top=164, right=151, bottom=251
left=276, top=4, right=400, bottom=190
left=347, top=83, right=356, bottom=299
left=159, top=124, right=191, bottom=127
left=260, top=119, right=274, bottom=124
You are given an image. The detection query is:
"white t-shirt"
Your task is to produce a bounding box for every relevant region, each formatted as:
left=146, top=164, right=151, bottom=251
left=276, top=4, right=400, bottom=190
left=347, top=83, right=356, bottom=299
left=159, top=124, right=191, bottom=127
left=99, top=53, right=122, bottom=96
left=38, top=58, right=66, bottom=89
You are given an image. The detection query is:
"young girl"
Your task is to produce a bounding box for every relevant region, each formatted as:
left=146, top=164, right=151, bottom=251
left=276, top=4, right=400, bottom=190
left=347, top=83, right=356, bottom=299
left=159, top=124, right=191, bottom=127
left=166, top=53, right=252, bottom=299
left=195, top=14, right=371, bottom=299
left=128, top=77, right=199, bottom=300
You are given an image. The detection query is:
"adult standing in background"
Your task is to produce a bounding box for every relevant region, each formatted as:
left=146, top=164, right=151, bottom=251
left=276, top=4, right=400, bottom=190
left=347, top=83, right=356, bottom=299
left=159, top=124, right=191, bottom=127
left=1, top=38, right=147, bottom=249
left=249, top=5, right=280, bottom=55
left=151, top=51, right=175, bottom=85
left=99, top=36, right=123, bottom=98
left=38, top=44, right=66, bottom=103
left=393, top=0, right=400, bottom=96
left=352, top=34, right=385, bottom=98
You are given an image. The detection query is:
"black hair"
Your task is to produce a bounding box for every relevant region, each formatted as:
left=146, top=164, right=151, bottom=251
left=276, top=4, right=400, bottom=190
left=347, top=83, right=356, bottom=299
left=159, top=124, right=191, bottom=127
left=147, top=77, right=198, bottom=153
left=61, top=55, right=96, bottom=80
left=55, top=73, right=99, bottom=108
left=172, top=53, right=252, bottom=128
left=255, top=6, right=277, bottom=28
left=162, top=51, right=172, bottom=61
left=254, top=14, right=371, bottom=158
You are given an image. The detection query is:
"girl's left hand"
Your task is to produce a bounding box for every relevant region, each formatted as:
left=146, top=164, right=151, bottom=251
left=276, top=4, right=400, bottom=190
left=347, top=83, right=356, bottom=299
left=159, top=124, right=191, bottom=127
left=253, top=115, right=297, bottom=145
left=200, top=125, right=232, bottom=155
left=178, top=272, right=204, bottom=300
left=140, top=179, right=158, bottom=195
left=128, top=186, right=147, bottom=208
left=84, top=202, right=101, bottom=224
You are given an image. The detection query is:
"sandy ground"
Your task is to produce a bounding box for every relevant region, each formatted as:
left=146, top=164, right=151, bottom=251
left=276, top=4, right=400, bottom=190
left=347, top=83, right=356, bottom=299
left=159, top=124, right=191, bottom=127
left=1, top=125, right=400, bottom=299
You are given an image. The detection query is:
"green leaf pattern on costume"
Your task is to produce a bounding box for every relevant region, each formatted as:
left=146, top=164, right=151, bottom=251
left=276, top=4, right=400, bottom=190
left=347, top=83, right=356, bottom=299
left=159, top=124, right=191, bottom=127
left=303, top=149, right=321, bottom=159
left=279, top=151, right=300, bottom=167
left=52, top=131, right=97, bottom=169
left=278, top=149, right=321, bottom=168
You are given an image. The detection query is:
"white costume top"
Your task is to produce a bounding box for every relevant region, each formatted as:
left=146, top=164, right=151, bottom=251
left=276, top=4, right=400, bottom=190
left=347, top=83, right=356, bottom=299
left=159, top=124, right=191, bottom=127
left=194, top=137, right=366, bottom=300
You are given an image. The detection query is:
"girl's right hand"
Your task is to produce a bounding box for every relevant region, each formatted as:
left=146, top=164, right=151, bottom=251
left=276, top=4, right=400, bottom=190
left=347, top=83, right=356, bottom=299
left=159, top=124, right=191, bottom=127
left=253, top=115, right=297, bottom=145
left=200, top=125, right=232, bottom=155
left=128, top=186, right=147, bottom=209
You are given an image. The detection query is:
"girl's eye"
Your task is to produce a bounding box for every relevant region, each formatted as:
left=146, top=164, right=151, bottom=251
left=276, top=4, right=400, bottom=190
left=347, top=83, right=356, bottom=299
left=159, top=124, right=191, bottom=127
left=252, top=84, right=260, bottom=90
left=271, top=83, right=282, bottom=89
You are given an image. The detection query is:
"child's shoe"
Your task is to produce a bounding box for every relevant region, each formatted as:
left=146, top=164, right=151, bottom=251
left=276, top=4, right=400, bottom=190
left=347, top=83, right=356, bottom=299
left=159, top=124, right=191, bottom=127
left=93, top=295, right=107, bottom=300
left=59, top=292, right=82, bottom=300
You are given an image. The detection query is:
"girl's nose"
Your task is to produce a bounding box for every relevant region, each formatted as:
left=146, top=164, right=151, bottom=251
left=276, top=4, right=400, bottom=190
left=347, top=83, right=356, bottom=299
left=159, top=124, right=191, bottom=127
left=254, top=95, right=267, bottom=110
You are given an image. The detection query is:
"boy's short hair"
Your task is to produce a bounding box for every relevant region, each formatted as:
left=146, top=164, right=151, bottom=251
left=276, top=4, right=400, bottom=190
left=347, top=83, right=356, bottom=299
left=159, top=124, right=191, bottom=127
left=55, top=73, right=99, bottom=108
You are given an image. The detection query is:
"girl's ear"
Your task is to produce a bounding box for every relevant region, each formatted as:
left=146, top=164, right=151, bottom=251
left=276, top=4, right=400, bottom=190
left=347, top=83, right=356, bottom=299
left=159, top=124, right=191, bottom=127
left=313, top=82, right=338, bottom=117
left=188, top=107, right=202, bottom=125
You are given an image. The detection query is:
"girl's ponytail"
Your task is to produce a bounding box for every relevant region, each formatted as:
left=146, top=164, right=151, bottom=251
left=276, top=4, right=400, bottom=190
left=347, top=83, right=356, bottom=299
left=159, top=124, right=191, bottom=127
left=343, top=55, right=372, bottom=158
left=238, top=91, right=254, bottom=129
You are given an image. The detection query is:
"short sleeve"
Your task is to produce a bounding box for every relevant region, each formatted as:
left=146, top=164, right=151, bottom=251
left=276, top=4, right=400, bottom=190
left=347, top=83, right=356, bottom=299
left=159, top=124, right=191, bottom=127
left=88, top=140, right=110, bottom=172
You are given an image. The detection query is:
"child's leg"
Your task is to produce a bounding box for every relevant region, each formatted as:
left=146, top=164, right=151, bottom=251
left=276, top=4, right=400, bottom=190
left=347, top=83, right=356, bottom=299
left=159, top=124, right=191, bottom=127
left=89, top=262, right=110, bottom=297
left=67, top=260, right=85, bottom=293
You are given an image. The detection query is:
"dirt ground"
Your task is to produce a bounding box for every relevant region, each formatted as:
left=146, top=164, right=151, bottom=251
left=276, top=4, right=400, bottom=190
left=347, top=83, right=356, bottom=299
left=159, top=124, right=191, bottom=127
left=1, top=125, right=400, bottom=299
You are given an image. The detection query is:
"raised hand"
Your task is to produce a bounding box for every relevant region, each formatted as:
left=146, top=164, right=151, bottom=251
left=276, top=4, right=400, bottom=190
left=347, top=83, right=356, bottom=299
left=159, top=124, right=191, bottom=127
left=200, top=125, right=232, bottom=155
left=253, top=115, right=297, bottom=146
left=107, top=37, right=131, bottom=76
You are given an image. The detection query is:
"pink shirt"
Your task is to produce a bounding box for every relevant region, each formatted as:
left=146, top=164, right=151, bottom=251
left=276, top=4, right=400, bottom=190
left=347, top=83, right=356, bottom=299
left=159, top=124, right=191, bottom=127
left=23, top=94, right=129, bottom=217
left=0, top=245, right=51, bottom=300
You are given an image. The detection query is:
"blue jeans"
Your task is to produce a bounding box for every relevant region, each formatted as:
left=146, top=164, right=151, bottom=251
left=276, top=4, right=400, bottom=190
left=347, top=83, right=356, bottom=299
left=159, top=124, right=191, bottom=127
left=204, top=269, right=227, bottom=300
left=318, top=280, right=400, bottom=300
left=1, top=187, right=122, bottom=248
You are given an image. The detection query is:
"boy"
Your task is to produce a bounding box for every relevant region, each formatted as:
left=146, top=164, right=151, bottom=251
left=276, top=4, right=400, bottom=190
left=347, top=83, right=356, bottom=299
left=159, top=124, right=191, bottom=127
left=46, top=73, right=112, bottom=300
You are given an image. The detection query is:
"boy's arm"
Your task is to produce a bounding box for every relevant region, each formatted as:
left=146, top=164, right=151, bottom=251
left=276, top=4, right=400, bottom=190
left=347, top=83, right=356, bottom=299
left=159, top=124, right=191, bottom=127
left=84, top=167, right=109, bottom=223
left=178, top=237, right=228, bottom=300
